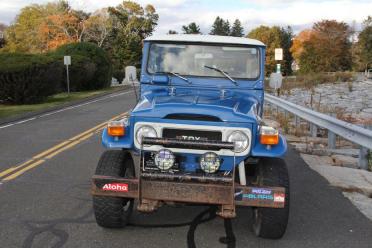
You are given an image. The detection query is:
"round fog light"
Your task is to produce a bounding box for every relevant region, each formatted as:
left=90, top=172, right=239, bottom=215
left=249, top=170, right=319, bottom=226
left=154, top=149, right=175, bottom=170
left=200, top=152, right=220, bottom=173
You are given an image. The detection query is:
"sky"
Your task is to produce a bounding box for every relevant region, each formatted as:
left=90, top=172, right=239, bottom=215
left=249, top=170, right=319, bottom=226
left=0, top=0, right=371, bottom=34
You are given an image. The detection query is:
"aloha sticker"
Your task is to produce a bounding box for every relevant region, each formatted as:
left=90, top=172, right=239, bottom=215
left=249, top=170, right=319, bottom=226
left=274, top=193, right=285, bottom=203
left=102, top=183, right=128, bottom=192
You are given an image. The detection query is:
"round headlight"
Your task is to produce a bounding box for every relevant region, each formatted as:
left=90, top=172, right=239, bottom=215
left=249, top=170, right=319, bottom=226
left=155, top=149, right=175, bottom=170
left=227, top=131, right=249, bottom=153
left=200, top=152, right=221, bottom=173
left=136, top=125, right=157, bottom=144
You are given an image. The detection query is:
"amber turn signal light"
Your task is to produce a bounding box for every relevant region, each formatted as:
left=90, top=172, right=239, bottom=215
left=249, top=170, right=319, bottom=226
left=260, top=126, right=279, bottom=145
left=107, top=121, right=125, bottom=136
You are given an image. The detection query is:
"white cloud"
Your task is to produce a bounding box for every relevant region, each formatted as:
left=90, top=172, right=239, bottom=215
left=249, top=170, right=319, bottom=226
left=0, top=0, right=371, bottom=34
left=152, top=0, right=372, bottom=34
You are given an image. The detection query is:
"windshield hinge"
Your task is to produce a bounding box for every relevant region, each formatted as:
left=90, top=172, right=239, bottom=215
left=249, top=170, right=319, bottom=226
left=220, top=89, right=227, bottom=99
left=169, top=86, right=176, bottom=96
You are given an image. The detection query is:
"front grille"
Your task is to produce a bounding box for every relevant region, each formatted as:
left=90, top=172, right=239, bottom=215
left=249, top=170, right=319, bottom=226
left=162, top=128, right=222, bottom=141
left=162, top=129, right=222, bottom=150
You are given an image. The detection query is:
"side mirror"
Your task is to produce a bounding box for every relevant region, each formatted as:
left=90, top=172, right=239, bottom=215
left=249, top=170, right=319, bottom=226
left=151, top=75, right=169, bottom=84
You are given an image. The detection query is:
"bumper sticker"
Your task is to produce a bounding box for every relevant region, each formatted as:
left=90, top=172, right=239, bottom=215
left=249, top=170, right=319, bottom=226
left=102, top=183, right=128, bottom=192
left=274, top=193, right=285, bottom=203
left=251, top=188, right=272, bottom=195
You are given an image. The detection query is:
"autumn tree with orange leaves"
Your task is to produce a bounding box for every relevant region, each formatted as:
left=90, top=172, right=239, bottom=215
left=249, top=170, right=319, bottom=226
left=39, top=10, right=89, bottom=51
left=3, top=1, right=89, bottom=53
left=292, top=20, right=352, bottom=73
left=290, top=29, right=314, bottom=63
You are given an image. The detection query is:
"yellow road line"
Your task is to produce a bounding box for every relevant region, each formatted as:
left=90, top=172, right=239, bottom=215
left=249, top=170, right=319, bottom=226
left=0, top=112, right=127, bottom=181
left=33, top=141, right=71, bottom=159
left=45, top=133, right=93, bottom=159
left=0, top=159, right=35, bottom=178
left=2, top=160, right=45, bottom=181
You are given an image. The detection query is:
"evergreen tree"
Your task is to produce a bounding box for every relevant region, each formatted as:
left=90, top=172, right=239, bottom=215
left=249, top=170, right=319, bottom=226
left=210, top=16, right=229, bottom=36
left=230, top=19, right=244, bottom=37
left=280, top=26, right=294, bottom=75
left=182, top=22, right=201, bottom=34
left=223, top=20, right=230, bottom=36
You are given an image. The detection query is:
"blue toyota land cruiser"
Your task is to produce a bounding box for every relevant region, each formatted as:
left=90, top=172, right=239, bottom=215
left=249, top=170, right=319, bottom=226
left=92, top=34, right=289, bottom=239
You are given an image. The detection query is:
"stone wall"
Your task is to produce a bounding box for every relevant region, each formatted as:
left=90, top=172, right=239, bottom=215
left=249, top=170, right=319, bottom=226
left=280, top=80, right=372, bottom=124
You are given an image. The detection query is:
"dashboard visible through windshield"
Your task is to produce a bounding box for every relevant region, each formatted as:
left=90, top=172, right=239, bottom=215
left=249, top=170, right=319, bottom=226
left=147, top=43, right=260, bottom=80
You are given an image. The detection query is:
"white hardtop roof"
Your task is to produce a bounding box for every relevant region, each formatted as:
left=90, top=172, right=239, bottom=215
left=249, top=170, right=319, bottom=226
left=145, top=34, right=265, bottom=46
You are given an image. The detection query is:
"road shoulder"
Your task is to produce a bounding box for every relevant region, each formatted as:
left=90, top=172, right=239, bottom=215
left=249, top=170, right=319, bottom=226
left=300, top=153, right=372, bottom=221
left=0, top=86, right=130, bottom=126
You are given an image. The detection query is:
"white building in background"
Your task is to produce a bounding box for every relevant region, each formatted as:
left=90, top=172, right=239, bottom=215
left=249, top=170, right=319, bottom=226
left=0, top=31, right=4, bottom=39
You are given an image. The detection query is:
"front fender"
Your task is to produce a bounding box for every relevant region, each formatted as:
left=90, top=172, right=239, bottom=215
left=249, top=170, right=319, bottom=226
left=250, top=134, right=287, bottom=158
left=101, top=127, right=134, bottom=149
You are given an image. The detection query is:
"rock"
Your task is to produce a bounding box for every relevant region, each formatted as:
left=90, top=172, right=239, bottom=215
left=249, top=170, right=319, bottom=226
left=331, top=154, right=358, bottom=169
left=362, top=108, right=372, bottom=114
left=300, top=153, right=334, bottom=166
left=328, top=148, right=359, bottom=158
left=310, top=149, right=332, bottom=156
left=359, top=112, right=372, bottom=120
left=280, top=81, right=372, bottom=123
left=285, top=135, right=302, bottom=142
left=290, top=142, right=309, bottom=152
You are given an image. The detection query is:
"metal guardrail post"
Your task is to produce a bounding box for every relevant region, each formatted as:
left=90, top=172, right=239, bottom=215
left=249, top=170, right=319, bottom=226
left=359, top=125, right=372, bottom=170
left=310, top=123, right=317, bottom=137
left=327, top=113, right=336, bottom=149
left=359, top=147, right=369, bottom=170
left=328, top=131, right=336, bottom=149
left=295, top=116, right=300, bottom=128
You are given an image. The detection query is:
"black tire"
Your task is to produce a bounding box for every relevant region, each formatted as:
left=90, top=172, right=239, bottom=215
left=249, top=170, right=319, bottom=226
left=93, top=150, right=134, bottom=228
left=252, top=157, right=290, bottom=239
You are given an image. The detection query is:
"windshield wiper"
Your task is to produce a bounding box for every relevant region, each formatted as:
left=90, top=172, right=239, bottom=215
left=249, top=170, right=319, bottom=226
left=156, top=71, right=192, bottom=84
left=204, top=65, right=238, bottom=86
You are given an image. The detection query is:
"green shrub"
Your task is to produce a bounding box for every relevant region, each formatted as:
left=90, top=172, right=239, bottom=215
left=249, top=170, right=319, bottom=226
left=0, top=53, right=62, bottom=104
left=54, top=42, right=112, bottom=91
left=113, top=70, right=125, bottom=83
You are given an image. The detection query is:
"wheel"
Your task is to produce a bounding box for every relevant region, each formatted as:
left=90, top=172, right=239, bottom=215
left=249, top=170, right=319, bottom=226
left=252, top=157, right=290, bottom=239
left=93, top=150, right=134, bottom=228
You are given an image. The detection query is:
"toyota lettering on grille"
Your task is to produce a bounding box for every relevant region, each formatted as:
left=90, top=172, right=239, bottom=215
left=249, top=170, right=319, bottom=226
left=163, top=128, right=222, bottom=142
left=176, top=135, right=205, bottom=141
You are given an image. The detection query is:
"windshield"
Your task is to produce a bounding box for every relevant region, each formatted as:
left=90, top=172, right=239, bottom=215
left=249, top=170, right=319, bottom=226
left=147, top=43, right=260, bottom=79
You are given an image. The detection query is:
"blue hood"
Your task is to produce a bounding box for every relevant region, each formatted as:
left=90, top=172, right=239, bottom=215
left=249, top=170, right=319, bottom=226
left=131, top=88, right=262, bottom=123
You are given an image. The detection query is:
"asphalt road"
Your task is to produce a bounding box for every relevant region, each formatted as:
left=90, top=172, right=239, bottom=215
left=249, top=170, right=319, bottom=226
left=0, top=90, right=372, bottom=248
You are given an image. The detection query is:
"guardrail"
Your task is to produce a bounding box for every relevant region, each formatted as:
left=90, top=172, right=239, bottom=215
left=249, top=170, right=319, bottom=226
left=265, top=93, right=372, bottom=170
